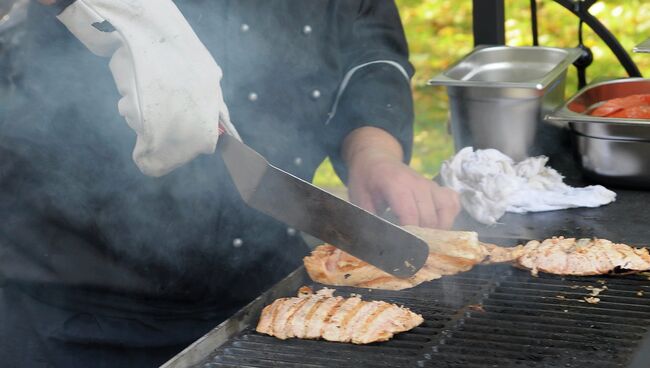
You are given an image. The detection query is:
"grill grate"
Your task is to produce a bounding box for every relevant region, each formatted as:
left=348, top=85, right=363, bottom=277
left=194, top=266, right=650, bottom=368
left=426, top=270, right=650, bottom=368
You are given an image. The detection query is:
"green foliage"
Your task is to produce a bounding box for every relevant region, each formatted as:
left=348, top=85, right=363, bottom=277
left=314, top=0, right=650, bottom=188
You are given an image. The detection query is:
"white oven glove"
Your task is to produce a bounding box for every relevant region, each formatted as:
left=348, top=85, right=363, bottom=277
left=441, top=147, right=617, bottom=225
left=57, top=0, right=240, bottom=177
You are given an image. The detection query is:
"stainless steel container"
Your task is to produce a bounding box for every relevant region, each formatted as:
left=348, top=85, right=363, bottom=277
left=428, top=46, right=580, bottom=161
left=634, top=38, right=650, bottom=53
left=546, top=78, right=650, bottom=187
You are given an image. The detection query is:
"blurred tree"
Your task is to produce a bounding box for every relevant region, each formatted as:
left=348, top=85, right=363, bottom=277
left=314, top=0, right=650, bottom=188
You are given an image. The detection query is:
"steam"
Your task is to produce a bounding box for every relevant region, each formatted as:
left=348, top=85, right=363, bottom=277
left=0, top=1, right=309, bottom=302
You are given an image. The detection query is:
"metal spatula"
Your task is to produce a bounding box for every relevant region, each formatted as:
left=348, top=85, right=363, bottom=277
left=217, top=134, right=428, bottom=278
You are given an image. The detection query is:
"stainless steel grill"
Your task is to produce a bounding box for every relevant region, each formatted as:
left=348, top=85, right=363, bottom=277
left=428, top=271, right=650, bottom=368
left=198, top=268, right=499, bottom=368
left=163, top=262, right=650, bottom=368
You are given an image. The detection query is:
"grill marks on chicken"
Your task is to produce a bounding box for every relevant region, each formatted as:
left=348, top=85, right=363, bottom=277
left=304, top=227, right=489, bottom=290
left=486, top=237, right=650, bottom=276
left=304, top=244, right=429, bottom=290
left=304, top=223, right=650, bottom=286
left=256, top=287, right=423, bottom=344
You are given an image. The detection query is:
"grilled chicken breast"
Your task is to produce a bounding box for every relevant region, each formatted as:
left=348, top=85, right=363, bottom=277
left=305, top=222, right=650, bottom=280
left=256, top=287, right=423, bottom=344
left=484, top=237, right=650, bottom=276
left=304, top=226, right=488, bottom=290
left=402, top=225, right=488, bottom=262
left=481, top=242, right=525, bottom=264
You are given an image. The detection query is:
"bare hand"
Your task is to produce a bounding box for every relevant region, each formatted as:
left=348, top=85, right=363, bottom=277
left=343, top=127, right=460, bottom=229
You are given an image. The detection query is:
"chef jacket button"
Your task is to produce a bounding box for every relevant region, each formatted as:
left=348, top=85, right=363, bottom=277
left=310, top=89, right=321, bottom=99
left=293, top=157, right=303, bottom=166
left=240, top=23, right=250, bottom=32
left=287, top=227, right=297, bottom=236
left=248, top=92, right=258, bottom=102
left=233, top=238, right=244, bottom=248
left=302, top=25, right=312, bottom=35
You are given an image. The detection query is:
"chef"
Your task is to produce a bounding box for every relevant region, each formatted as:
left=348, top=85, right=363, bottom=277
left=0, top=0, right=460, bottom=367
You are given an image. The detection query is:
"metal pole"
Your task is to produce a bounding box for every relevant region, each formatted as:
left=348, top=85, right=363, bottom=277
left=553, top=0, right=641, bottom=77
left=472, top=0, right=505, bottom=46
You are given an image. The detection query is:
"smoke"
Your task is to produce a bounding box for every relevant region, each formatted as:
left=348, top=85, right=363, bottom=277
left=0, top=1, right=312, bottom=304
left=0, top=0, right=28, bottom=93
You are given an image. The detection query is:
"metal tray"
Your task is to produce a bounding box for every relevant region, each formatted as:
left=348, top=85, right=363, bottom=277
left=546, top=78, right=650, bottom=140
left=546, top=78, right=650, bottom=187
left=634, top=38, right=650, bottom=53
left=571, top=133, right=650, bottom=187
left=428, top=46, right=580, bottom=90
left=428, top=46, right=579, bottom=161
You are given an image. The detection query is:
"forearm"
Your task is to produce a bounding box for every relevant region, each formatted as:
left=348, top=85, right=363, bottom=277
left=342, top=126, right=405, bottom=171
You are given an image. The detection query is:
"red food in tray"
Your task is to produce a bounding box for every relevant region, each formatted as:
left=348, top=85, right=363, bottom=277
left=589, top=93, right=650, bottom=119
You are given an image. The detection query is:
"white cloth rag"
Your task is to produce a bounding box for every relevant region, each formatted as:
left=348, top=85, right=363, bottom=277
left=440, top=147, right=616, bottom=225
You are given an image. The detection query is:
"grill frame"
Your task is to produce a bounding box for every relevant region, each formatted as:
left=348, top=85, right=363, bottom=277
left=161, top=256, right=650, bottom=368
left=160, top=267, right=310, bottom=368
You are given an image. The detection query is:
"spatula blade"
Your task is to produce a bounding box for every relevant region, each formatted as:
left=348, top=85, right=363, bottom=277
left=218, top=135, right=428, bottom=278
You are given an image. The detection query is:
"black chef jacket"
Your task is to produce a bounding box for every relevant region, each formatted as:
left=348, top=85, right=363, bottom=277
left=0, top=1, right=413, bottom=366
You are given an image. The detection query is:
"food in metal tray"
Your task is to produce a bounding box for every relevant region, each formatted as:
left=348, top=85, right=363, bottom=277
left=255, top=286, right=423, bottom=344
left=484, top=237, right=650, bottom=276
left=589, top=93, right=650, bottom=119
left=304, top=226, right=489, bottom=290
